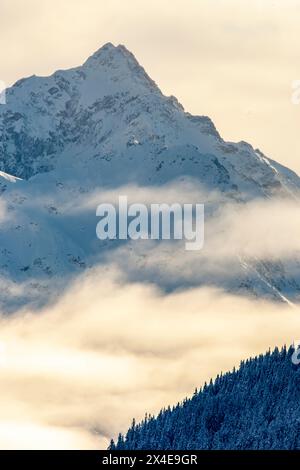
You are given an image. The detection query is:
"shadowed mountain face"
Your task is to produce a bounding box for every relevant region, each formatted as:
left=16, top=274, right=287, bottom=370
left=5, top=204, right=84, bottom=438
left=0, top=43, right=299, bottom=309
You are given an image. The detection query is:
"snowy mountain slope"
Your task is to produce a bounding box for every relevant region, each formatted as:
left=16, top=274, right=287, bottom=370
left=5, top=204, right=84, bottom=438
left=0, top=42, right=300, bottom=309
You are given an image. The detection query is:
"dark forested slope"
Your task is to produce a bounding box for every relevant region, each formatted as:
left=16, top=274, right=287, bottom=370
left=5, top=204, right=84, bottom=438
left=111, top=346, right=300, bottom=450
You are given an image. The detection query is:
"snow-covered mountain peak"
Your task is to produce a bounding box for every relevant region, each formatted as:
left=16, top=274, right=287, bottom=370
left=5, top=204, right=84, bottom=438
left=84, top=42, right=139, bottom=66
left=0, top=43, right=300, bottom=308
left=82, top=42, right=160, bottom=94
left=0, top=42, right=299, bottom=199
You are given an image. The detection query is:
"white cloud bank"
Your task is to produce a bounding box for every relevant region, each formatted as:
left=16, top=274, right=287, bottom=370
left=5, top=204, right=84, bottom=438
left=0, top=267, right=299, bottom=449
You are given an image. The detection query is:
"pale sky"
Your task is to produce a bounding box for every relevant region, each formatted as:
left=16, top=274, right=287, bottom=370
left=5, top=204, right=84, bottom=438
left=0, top=0, right=300, bottom=173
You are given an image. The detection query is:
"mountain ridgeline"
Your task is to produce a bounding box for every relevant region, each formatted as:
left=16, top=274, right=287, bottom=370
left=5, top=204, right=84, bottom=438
left=110, top=347, right=300, bottom=450
left=0, top=43, right=299, bottom=310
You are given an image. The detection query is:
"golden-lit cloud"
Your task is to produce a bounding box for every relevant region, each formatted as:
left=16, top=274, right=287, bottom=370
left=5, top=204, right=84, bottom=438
left=0, top=266, right=299, bottom=449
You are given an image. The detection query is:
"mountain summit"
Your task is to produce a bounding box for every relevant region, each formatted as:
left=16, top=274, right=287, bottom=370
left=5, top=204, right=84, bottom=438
left=0, top=43, right=299, bottom=309
left=84, top=42, right=159, bottom=88
left=1, top=42, right=299, bottom=196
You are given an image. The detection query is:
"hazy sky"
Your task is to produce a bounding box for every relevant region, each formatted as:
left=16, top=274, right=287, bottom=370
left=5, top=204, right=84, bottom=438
left=0, top=0, right=299, bottom=173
